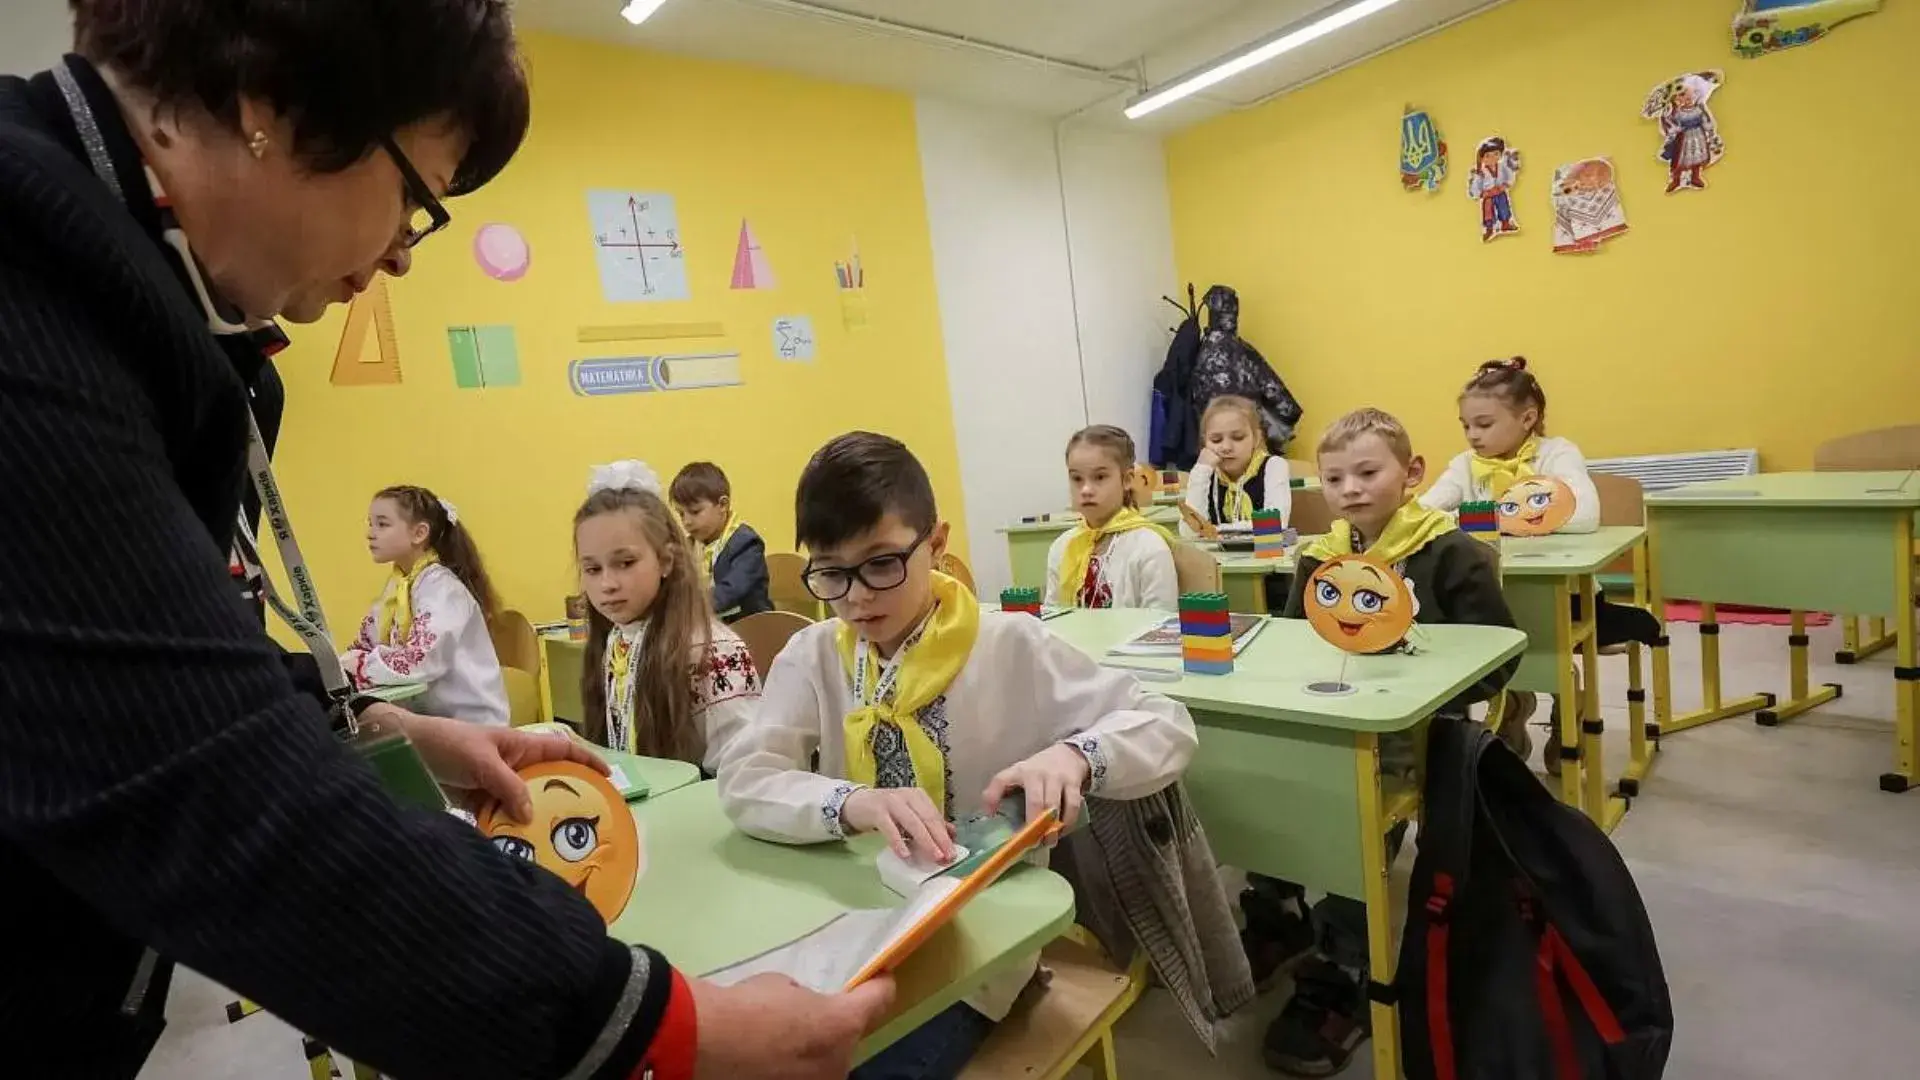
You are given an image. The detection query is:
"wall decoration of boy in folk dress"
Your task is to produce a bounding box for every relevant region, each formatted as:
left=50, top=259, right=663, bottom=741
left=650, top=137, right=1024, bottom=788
left=1467, top=137, right=1522, bottom=242
left=1643, top=71, right=1726, bottom=193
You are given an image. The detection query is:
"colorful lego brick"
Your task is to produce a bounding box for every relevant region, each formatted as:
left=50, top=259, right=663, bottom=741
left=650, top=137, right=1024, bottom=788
left=1179, top=592, right=1229, bottom=612
left=1179, top=607, right=1232, bottom=630
left=1182, top=658, right=1236, bottom=676
left=1000, top=587, right=1043, bottom=616
left=1181, top=641, right=1234, bottom=662
left=1458, top=500, right=1501, bottom=545
left=1252, top=509, right=1286, bottom=533
left=1179, top=592, right=1235, bottom=674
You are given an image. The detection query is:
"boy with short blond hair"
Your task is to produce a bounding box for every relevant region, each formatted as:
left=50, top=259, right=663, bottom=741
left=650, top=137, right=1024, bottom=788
left=670, top=461, right=772, bottom=624
left=1245, top=407, right=1518, bottom=1077
left=713, top=431, right=1197, bottom=1080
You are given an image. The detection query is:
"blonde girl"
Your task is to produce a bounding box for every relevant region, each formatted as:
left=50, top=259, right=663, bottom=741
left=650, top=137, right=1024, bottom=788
left=1183, top=394, right=1292, bottom=533
left=1420, top=357, right=1599, bottom=533
left=574, top=461, right=758, bottom=772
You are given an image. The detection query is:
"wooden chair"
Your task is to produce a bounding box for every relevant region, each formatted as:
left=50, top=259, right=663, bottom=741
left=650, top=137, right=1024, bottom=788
left=766, top=551, right=825, bottom=620
left=1288, top=487, right=1333, bottom=537
left=1593, top=472, right=1646, bottom=578
left=937, top=551, right=978, bottom=595
left=1813, top=426, right=1920, bottom=662
left=732, top=610, right=814, bottom=678
left=489, top=609, right=544, bottom=726
left=1170, top=540, right=1222, bottom=595
left=958, top=933, right=1143, bottom=1080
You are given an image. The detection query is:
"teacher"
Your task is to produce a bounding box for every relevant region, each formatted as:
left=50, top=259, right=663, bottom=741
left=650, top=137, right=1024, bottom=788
left=0, top=3, right=888, bottom=1078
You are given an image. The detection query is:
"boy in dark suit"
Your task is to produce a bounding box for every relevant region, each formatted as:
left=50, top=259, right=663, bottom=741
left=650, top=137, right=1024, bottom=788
left=671, top=462, right=772, bottom=624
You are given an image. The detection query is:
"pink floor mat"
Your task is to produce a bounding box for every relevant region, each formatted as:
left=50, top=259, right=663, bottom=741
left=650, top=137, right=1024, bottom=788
left=1663, top=601, right=1832, bottom=627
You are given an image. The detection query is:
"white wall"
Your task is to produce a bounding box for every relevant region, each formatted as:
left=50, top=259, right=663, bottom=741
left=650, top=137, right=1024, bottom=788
left=0, top=0, right=70, bottom=76
left=915, top=98, right=1178, bottom=595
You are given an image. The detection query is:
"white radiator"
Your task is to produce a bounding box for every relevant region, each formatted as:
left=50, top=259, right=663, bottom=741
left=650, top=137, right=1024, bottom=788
left=1587, top=449, right=1759, bottom=492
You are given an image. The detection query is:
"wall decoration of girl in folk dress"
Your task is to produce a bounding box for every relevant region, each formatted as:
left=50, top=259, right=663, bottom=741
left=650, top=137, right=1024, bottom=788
left=1643, top=71, right=1726, bottom=193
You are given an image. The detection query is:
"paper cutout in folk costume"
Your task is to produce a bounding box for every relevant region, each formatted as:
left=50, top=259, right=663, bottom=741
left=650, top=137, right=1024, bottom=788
left=1304, top=555, right=1417, bottom=655
left=1467, top=136, right=1523, bottom=242
left=1551, top=157, right=1629, bottom=254
left=1733, top=1, right=1882, bottom=58
left=477, top=760, right=642, bottom=924
left=1497, top=476, right=1577, bottom=537
left=1643, top=71, right=1726, bottom=193
left=1400, top=107, right=1448, bottom=193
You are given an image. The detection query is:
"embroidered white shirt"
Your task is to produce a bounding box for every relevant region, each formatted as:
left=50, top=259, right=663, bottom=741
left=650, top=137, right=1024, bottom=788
left=605, top=619, right=761, bottom=774
left=1182, top=456, right=1293, bottom=535
left=1044, top=528, right=1179, bottom=610
left=342, top=564, right=509, bottom=727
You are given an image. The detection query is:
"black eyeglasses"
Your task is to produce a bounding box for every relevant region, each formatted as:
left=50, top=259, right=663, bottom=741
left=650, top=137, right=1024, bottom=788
left=802, top=532, right=930, bottom=601
left=381, top=136, right=451, bottom=249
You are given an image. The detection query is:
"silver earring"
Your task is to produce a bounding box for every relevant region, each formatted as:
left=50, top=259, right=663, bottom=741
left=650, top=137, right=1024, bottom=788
left=247, top=131, right=270, bottom=160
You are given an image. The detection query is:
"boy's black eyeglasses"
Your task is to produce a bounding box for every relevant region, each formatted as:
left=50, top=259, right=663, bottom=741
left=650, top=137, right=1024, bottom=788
left=382, top=136, right=451, bottom=249
left=803, top=532, right=930, bottom=601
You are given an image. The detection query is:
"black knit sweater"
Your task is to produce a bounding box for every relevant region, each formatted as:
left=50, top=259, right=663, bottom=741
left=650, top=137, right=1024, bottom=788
left=0, top=59, right=665, bottom=1080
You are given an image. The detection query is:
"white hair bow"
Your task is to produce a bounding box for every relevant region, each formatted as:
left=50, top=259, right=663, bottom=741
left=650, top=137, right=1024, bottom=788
left=439, top=498, right=460, bottom=525
left=588, top=460, right=663, bottom=497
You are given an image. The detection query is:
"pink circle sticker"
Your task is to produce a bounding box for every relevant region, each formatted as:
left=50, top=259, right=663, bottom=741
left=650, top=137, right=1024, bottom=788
left=473, top=223, right=531, bottom=282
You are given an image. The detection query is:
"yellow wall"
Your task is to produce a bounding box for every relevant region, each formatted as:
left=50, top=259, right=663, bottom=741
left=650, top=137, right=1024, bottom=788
left=269, top=34, right=962, bottom=634
left=1167, top=0, right=1920, bottom=472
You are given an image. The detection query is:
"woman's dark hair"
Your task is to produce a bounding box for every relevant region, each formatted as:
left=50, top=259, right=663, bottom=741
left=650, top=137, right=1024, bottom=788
left=1462, top=356, right=1548, bottom=435
left=373, top=485, right=500, bottom=619
left=795, top=432, right=937, bottom=552
left=71, top=0, right=530, bottom=196
left=573, top=486, right=711, bottom=765
left=1066, top=425, right=1140, bottom=508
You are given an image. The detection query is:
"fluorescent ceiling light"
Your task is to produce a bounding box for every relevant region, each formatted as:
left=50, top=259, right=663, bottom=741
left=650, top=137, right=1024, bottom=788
left=621, top=0, right=670, bottom=25
left=1125, top=0, right=1408, bottom=119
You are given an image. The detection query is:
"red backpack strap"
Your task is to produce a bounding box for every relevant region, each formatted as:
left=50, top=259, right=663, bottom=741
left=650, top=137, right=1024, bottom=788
left=1548, top=926, right=1628, bottom=1044
left=1534, top=927, right=1582, bottom=1080
left=1426, top=872, right=1458, bottom=1080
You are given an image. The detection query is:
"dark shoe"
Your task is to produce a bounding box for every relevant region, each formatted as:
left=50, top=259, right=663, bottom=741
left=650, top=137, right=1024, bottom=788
left=1241, top=884, right=1315, bottom=989
left=1494, top=691, right=1535, bottom=761
left=1263, top=959, right=1371, bottom=1076
left=1543, top=695, right=1564, bottom=777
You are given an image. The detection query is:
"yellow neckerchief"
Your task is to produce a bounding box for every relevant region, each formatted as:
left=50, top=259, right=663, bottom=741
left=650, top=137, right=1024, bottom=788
left=604, top=621, right=646, bottom=753
left=375, top=553, right=440, bottom=643
left=1302, top=499, right=1457, bottom=567
left=704, top=512, right=744, bottom=572
left=835, top=571, right=979, bottom=815
left=1055, top=507, right=1175, bottom=605
left=1468, top=436, right=1541, bottom=501
left=1218, top=447, right=1271, bottom=522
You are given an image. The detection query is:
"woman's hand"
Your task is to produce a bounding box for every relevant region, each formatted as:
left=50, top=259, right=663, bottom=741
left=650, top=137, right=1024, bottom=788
left=692, top=974, right=895, bottom=1080
left=365, top=704, right=608, bottom=822
left=841, top=787, right=954, bottom=861
left=982, top=743, right=1092, bottom=833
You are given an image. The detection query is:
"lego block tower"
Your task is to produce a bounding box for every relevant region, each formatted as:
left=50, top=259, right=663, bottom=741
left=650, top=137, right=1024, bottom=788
left=1459, top=500, right=1500, bottom=548
left=1180, top=592, right=1234, bottom=675
left=1000, top=587, right=1042, bottom=617
left=1253, top=509, right=1289, bottom=560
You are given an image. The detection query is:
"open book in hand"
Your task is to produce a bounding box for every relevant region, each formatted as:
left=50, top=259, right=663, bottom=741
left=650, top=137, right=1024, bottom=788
left=703, top=807, right=1062, bottom=993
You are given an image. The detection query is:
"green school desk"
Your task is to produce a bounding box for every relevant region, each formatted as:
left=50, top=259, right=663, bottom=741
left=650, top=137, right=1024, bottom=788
left=517, top=722, right=702, bottom=798
left=611, top=782, right=1075, bottom=1062
left=1644, top=472, right=1920, bottom=792
left=361, top=682, right=428, bottom=705
left=1037, top=608, right=1526, bottom=1080
left=1498, top=526, right=1657, bottom=829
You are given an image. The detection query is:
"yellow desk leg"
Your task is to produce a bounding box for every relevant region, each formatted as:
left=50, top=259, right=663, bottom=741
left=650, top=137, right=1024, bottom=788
left=1355, top=734, right=1403, bottom=1080
left=537, top=637, right=557, bottom=730
left=1838, top=614, right=1898, bottom=664
left=1577, top=575, right=1606, bottom=823
left=1645, top=533, right=1674, bottom=743
left=1882, top=514, right=1918, bottom=794
left=1617, top=541, right=1656, bottom=802
left=1666, top=601, right=1771, bottom=734
left=1755, top=610, right=1841, bottom=727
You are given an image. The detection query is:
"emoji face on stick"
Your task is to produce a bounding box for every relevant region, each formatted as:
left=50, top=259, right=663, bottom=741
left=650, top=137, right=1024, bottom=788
left=477, top=760, right=640, bottom=923
left=1498, top=476, right=1575, bottom=536
left=1305, top=555, right=1416, bottom=655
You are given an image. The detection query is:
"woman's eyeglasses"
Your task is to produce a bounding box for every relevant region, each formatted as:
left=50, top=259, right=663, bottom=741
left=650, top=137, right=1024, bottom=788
left=802, top=532, right=930, bottom=601
left=382, top=136, right=451, bottom=249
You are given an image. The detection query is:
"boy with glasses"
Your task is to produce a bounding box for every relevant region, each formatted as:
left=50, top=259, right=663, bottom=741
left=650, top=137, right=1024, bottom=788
left=713, top=431, right=1196, bottom=1080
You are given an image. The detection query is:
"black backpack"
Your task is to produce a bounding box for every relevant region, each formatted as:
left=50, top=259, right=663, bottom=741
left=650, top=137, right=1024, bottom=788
left=1396, top=717, right=1673, bottom=1080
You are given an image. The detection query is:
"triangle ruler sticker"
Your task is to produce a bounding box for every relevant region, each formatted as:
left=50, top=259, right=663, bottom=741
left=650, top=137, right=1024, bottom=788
left=729, top=219, right=776, bottom=290
left=331, top=277, right=403, bottom=386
